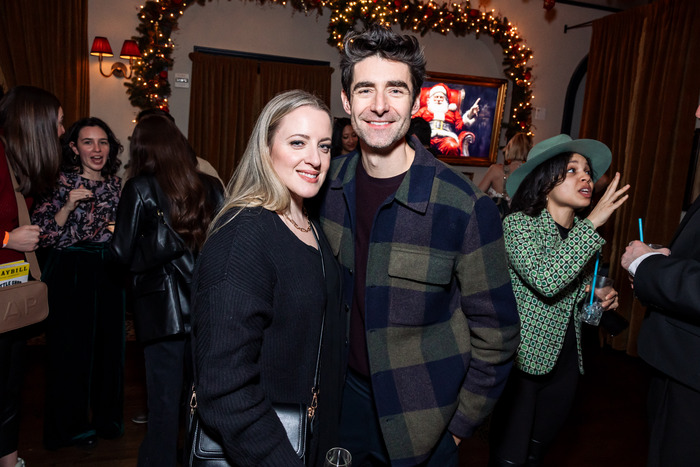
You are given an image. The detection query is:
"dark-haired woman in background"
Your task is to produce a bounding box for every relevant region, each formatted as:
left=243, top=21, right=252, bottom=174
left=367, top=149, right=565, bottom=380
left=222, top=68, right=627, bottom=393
left=111, top=114, right=224, bottom=467
left=488, top=135, right=628, bottom=467
left=32, top=117, right=125, bottom=451
left=0, top=85, right=63, bottom=467
left=331, top=117, right=358, bottom=158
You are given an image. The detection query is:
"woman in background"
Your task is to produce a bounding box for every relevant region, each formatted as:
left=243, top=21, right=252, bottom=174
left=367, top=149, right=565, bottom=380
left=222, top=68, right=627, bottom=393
left=32, top=117, right=125, bottom=451
left=478, top=132, right=531, bottom=217
left=488, top=135, right=628, bottom=467
left=191, top=90, right=344, bottom=466
left=0, top=85, right=63, bottom=467
left=331, top=117, right=358, bottom=158
left=111, top=114, right=224, bottom=467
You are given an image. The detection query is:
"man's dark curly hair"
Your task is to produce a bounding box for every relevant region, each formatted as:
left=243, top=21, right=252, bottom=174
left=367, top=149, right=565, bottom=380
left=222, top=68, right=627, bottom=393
left=340, top=25, right=426, bottom=103
left=510, top=151, right=595, bottom=217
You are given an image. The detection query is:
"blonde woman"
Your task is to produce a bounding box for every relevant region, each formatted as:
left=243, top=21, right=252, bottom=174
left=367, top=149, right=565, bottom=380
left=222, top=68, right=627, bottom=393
left=478, top=133, right=532, bottom=216
left=191, top=90, right=344, bottom=466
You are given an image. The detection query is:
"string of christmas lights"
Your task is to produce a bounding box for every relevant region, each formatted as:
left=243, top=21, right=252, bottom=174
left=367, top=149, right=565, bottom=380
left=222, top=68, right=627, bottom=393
left=126, top=0, right=533, bottom=136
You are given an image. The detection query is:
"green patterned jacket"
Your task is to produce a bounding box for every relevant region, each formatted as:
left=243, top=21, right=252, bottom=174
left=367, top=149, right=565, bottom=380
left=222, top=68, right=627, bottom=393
left=503, top=209, right=604, bottom=375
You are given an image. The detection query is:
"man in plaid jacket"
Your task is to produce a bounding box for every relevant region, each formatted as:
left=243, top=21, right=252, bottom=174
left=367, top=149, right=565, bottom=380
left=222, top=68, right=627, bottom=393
left=318, top=25, right=520, bottom=466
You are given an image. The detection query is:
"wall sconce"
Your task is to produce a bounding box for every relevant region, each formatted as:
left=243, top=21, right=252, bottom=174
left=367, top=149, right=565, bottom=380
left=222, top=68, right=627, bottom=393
left=90, top=36, right=141, bottom=79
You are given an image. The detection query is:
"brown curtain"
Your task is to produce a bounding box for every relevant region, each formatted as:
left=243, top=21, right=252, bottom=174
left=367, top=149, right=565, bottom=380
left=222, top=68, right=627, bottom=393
left=580, top=0, right=700, bottom=355
left=258, top=61, right=333, bottom=108
left=188, top=52, right=333, bottom=182
left=188, top=53, right=259, bottom=183
left=0, top=0, right=89, bottom=126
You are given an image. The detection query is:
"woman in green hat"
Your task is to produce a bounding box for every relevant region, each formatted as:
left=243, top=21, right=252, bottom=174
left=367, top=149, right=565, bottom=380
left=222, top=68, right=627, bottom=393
left=489, top=134, right=630, bottom=467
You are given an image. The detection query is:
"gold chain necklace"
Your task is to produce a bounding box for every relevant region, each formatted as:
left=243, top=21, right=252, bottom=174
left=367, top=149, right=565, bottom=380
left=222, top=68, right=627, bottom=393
left=284, top=207, right=311, bottom=233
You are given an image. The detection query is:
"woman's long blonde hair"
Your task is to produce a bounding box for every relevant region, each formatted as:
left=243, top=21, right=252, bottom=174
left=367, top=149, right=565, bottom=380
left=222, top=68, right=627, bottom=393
left=211, top=90, right=331, bottom=232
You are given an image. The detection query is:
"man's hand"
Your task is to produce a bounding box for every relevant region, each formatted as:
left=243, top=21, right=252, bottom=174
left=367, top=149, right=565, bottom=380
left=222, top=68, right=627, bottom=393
left=465, top=98, right=480, bottom=119
left=621, top=240, right=670, bottom=271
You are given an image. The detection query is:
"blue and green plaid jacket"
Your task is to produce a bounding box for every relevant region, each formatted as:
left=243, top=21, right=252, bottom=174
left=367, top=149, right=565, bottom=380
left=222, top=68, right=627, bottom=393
left=319, top=140, right=520, bottom=466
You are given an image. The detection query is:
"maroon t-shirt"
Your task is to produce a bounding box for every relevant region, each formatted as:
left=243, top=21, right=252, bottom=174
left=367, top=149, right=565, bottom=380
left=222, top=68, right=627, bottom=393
left=349, top=160, right=405, bottom=377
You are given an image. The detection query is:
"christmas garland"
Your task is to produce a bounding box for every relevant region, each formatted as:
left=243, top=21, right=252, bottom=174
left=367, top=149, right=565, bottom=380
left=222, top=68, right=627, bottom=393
left=126, top=0, right=533, bottom=136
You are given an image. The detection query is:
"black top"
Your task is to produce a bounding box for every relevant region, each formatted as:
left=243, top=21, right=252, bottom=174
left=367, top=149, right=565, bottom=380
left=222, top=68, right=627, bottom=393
left=554, top=221, right=577, bottom=367
left=191, top=207, right=344, bottom=466
left=350, top=161, right=405, bottom=377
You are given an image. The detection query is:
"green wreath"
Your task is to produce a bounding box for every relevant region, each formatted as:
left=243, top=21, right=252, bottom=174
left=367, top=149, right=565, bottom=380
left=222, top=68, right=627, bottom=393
left=126, top=0, right=533, bottom=136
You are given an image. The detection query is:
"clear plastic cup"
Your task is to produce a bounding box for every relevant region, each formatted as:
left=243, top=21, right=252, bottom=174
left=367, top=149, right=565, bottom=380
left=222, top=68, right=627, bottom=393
left=581, top=276, right=614, bottom=326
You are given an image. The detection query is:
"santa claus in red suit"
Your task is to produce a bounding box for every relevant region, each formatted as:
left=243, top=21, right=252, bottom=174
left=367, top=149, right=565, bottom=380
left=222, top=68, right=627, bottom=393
left=413, top=83, right=479, bottom=157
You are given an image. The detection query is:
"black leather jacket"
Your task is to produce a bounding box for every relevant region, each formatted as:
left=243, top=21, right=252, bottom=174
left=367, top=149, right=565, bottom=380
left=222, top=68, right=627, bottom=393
left=111, top=173, right=225, bottom=342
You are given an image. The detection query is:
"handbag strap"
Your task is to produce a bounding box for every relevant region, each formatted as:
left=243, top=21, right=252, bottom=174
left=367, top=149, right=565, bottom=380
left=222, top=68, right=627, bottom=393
left=5, top=156, right=41, bottom=281
left=308, top=221, right=327, bottom=422
left=146, top=176, right=171, bottom=226
left=145, top=175, right=186, bottom=241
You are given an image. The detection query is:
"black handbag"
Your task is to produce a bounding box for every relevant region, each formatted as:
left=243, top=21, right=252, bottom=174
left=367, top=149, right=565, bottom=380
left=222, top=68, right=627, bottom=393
left=130, top=177, right=194, bottom=342
left=187, top=400, right=309, bottom=465
left=131, top=177, right=187, bottom=273
left=186, top=223, right=327, bottom=466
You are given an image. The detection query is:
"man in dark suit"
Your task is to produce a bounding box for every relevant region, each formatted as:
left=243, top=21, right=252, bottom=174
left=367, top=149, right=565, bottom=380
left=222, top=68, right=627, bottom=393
left=621, top=104, right=700, bottom=467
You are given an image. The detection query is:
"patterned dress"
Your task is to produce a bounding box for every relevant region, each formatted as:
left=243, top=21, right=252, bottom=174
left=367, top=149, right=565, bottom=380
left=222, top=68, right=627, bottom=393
left=31, top=170, right=126, bottom=449
left=32, top=171, right=120, bottom=248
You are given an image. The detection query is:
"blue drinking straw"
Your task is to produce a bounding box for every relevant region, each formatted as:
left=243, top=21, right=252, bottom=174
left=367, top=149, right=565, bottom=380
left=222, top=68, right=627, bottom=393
left=638, top=218, right=644, bottom=243
left=589, top=250, right=601, bottom=305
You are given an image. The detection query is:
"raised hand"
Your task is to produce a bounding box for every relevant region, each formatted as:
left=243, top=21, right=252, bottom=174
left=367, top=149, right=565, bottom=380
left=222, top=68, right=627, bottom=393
left=55, top=185, right=94, bottom=227
left=65, top=185, right=94, bottom=212
left=466, top=97, right=480, bottom=118
left=586, top=172, right=630, bottom=229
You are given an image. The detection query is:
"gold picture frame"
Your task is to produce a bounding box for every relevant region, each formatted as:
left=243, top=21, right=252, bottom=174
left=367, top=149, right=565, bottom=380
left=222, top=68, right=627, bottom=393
left=414, top=72, right=507, bottom=166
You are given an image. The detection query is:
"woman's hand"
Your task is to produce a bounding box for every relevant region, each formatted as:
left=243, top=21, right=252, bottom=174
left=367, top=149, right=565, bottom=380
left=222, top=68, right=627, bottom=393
left=5, top=225, right=41, bottom=252
left=65, top=185, right=94, bottom=212
left=586, top=172, right=630, bottom=229
left=600, top=287, right=619, bottom=311
left=55, top=185, right=93, bottom=227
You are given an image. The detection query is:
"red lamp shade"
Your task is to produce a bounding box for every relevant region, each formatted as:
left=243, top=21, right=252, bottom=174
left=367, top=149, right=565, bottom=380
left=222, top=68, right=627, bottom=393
left=119, top=40, right=141, bottom=59
left=90, top=36, right=113, bottom=57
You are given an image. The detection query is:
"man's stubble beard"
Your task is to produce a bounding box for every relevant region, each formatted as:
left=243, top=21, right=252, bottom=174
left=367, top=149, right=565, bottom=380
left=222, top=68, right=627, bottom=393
left=353, top=116, right=411, bottom=153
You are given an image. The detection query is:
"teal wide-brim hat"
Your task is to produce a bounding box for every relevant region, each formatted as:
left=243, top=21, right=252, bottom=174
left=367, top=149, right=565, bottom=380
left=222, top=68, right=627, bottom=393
left=505, top=134, right=612, bottom=197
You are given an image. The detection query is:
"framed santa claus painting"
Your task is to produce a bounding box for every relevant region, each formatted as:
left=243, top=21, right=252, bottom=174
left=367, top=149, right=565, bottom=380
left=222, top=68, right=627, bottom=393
left=413, top=71, right=507, bottom=166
